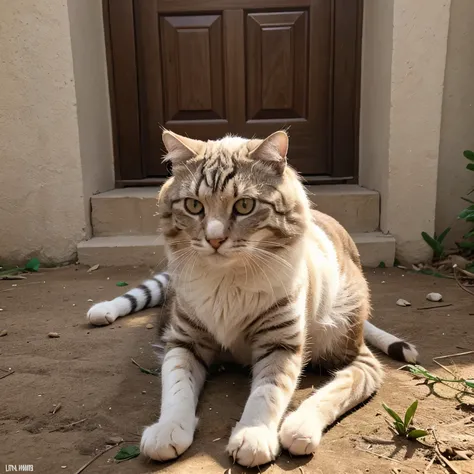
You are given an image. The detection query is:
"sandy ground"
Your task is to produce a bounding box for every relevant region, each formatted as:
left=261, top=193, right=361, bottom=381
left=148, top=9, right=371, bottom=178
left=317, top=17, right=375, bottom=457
left=1, top=266, right=473, bottom=474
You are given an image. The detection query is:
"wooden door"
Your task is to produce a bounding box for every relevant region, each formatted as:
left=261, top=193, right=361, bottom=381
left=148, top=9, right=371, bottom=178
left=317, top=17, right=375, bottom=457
left=105, top=0, right=362, bottom=183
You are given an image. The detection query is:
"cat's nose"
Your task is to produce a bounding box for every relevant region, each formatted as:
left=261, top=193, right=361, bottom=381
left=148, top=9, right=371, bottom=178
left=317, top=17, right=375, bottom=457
left=207, top=238, right=227, bottom=249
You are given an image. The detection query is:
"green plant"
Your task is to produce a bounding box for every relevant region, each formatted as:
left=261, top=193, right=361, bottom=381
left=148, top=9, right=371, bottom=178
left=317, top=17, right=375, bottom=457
left=457, top=150, right=474, bottom=253
left=405, top=364, right=474, bottom=393
left=0, top=257, right=40, bottom=277
left=382, top=400, right=428, bottom=439
left=421, top=228, right=451, bottom=260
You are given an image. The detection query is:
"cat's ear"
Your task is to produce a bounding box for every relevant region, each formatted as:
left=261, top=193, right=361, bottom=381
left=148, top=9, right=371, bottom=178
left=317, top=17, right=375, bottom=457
left=248, top=131, right=288, bottom=174
left=162, top=130, right=205, bottom=165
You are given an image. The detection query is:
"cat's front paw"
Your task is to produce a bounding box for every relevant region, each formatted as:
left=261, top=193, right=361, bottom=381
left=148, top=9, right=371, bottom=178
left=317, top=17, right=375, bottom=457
left=86, top=302, right=118, bottom=326
left=140, top=418, right=196, bottom=462
left=279, top=410, right=323, bottom=455
left=226, top=423, right=279, bottom=467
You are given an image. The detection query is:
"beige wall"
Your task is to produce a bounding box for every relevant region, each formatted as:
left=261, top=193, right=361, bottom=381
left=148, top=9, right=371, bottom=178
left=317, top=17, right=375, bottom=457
left=0, top=0, right=113, bottom=265
left=436, top=0, right=474, bottom=245
left=360, top=0, right=451, bottom=263
left=68, top=0, right=114, bottom=233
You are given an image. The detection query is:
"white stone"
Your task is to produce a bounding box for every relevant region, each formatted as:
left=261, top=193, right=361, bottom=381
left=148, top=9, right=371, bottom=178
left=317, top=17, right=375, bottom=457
left=426, top=292, right=443, bottom=302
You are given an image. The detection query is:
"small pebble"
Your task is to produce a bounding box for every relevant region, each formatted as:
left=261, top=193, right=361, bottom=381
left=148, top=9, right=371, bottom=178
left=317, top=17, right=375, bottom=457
left=106, top=436, right=123, bottom=445
left=87, top=264, right=100, bottom=273
left=396, top=298, right=411, bottom=307
left=72, top=303, right=76, bottom=307
left=146, top=323, right=154, bottom=329
left=142, top=390, right=146, bottom=394
left=426, top=292, right=443, bottom=302
left=87, top=299, right=93, bottom=302
left=0, top=329, right=8, bottom=337
left=61, top=466, right=67, bottom=469
left=48, top=332, right=60, bottom=338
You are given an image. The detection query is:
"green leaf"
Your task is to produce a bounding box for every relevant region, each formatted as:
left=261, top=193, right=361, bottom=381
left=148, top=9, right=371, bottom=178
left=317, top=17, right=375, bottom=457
left=464, top=380, right=474, bottom=388
left=116, top=281, right=129, bottom=287
left=437, top=227, right=451, bottom=244
left=25, top=257, right=40, bottom=272
left=407, top=365, right=440, bottom=382
left=394, top=421, right=406, bottom=435
left=394, top=258, right=401, bottom=267
left=404, top=400, right=418, bottom=428
left=382, top=403, right=403, bottom=424
left=421, top=232, right=443, bottom=257
left=421, top=232, right=438, bottom=249
left=463, top=230, right=474, bottom=240
left=461, top=197, right=474, bottom=204
left=114, top=445, right=140, bottom=461
left=458, top=241, right=474, bottom=249
left=378, top=261, right=386, bottom=268
left=458, top=209, right=474, bottom=219
left=467, top=163, right=474, bottom=172
left=463, top=150, right=474, bottom=161
left=407, top=429, right=429, bottom=439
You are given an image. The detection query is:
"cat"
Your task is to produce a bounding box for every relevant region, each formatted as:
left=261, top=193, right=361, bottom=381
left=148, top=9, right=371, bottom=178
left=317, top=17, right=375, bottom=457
left=87, top=130, right=418, bottom=467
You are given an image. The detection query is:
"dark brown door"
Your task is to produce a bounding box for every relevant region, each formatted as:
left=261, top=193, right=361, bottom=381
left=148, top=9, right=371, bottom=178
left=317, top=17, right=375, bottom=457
left=105, top=0, right=362, bottom=182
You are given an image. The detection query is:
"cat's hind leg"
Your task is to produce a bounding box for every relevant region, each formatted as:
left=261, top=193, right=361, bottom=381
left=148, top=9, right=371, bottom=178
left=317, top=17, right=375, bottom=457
left=279, top=342, right=383, bottom=455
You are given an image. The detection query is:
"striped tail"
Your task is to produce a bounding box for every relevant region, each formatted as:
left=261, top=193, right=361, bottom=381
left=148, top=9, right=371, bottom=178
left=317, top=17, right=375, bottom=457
left=86, top=272, right=170, bottom=326
left=363, top=321, right=418, bottom=363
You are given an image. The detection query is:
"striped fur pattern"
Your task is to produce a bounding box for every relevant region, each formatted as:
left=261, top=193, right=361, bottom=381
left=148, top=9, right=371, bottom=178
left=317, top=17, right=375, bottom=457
left=87, top=273, right=169, bottom=325
left=87, top=130, right=418, bottom=467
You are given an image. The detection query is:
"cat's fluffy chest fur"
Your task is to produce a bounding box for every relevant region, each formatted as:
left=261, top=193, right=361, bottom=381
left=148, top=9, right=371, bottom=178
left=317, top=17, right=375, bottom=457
left=169, top=225, right=337, bottom=354
left=173, top=255, right=306, bottom=350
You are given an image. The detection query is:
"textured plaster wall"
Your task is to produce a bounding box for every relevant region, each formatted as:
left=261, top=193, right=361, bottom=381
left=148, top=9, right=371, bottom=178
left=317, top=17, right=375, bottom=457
left=0, top=0, right=114, bottom=265
left=436, top=0, right=474, bottom=245
left=360, top=0, right=451, bottom=263
left=68, top=0, right=114, bottom=232
left=0, top=0, right=86, bottom=264
left=359, top=0, right=394, bottom=216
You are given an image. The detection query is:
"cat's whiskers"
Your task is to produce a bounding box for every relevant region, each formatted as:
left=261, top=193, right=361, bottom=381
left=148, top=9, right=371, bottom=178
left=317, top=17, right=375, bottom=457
left=251, top=247, right=294, bottom=272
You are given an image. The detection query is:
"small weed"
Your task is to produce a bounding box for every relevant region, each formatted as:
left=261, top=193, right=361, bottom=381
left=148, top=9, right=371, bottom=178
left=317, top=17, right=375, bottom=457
left=0, top=257, right=40, bottom=278
left=405, top=364, right=474, bottom=394
left=116, top=281, right=128, bottom=287
left=421, top=228, right=451, bottom=260
left=382, top=400, right=428, bottom=439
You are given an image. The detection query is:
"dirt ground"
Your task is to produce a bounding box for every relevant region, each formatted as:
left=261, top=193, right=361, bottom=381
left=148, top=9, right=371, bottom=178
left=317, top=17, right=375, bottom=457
left=1, top=266, right=473, bottom=474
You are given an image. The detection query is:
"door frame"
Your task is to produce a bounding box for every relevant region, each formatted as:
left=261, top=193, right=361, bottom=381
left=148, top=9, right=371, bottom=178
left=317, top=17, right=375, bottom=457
left=103, top=0, right=363, bottom=186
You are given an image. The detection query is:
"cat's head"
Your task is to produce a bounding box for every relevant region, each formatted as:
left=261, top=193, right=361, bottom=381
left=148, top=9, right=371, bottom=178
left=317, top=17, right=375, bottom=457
left=157, top=130, right=310, bottom=269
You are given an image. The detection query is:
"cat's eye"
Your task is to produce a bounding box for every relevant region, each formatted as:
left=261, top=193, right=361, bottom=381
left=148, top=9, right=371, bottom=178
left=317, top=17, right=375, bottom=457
left=233, top=198, right=255, bottom=216
left=184, top=198, right=204, bottom=215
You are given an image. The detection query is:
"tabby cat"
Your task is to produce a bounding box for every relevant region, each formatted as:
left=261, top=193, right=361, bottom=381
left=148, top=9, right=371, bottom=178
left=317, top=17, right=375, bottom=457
left=87, top=130, right=418, bottom=467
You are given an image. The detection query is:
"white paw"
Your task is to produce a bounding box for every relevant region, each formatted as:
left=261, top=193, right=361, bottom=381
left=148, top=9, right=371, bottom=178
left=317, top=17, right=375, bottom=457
left=86, top=301, right=119, bottom=326
left=279, top=411, right=323, bottom=455
left=140, top=418, right=195, bottom=462
left=226, top=423, right=279, bottom=467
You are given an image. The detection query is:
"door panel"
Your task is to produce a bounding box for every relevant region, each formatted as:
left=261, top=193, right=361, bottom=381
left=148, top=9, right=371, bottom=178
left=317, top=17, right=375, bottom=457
left=161, top=15, right=225, bottom=121
left=109, top=0, right=362, bottom=181
left=246, top=11, right=308, bottom=120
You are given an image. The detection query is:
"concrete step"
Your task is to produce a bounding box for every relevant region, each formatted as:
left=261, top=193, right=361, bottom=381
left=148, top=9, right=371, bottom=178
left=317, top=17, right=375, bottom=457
left=77, top=232, right=395, bottom=268
left=91, top=185, right=380, bottom=236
